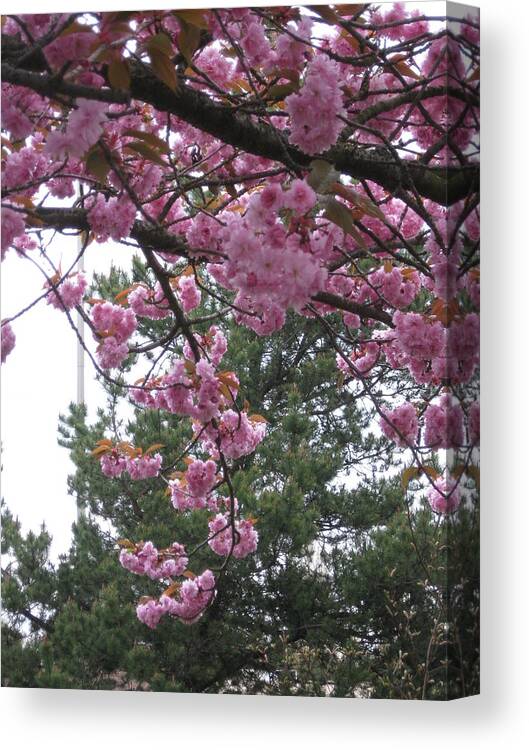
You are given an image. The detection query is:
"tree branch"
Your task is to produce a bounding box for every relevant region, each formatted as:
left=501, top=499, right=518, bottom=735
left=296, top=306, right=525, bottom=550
left=2, top=34, right=479, bottom=206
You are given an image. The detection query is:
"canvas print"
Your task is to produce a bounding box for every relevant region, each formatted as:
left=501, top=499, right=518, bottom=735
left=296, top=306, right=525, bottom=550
left=1, top=2, right=479, bottom=699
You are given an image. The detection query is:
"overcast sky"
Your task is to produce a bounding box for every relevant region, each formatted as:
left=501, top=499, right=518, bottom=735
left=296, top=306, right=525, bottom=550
left=1, top=234, right=127, bottom=559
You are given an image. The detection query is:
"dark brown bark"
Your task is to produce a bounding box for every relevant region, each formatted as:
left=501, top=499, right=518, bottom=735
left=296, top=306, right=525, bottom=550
left=2, top=34, right=478, bottom=206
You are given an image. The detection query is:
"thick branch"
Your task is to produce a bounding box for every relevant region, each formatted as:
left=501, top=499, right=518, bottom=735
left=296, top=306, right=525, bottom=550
left=312, top=291, right=393, bottom=326
left=2, top=34, right=479, bottom=205
left=27, top=205, right=394, bottom=327
left=32, top=206, right=190, bottom=257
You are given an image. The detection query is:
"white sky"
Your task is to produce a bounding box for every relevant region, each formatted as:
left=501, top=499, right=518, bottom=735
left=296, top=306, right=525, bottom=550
left=1, top=235, right=126, bottom=559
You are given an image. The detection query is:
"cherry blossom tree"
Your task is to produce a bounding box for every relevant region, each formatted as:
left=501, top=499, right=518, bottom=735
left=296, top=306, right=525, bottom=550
left=1, top=1, right=479, bottom=690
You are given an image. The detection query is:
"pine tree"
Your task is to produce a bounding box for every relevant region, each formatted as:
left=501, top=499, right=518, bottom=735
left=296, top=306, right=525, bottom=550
left=1, top=294, right=478, bottom=697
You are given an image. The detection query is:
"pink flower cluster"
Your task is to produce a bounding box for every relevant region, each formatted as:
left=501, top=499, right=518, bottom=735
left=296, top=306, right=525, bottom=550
left=425, top=238, right=462, bottom=302
left=100, top=450, right=162, bottom=480
left=136, top=569, right=216, bottom=628
left=177, top=274, right=201, bottom=313
left=183, top=326, right=227, bottom=367
left=185, top=212, right=223, bottom=254
left=170, top=458, right=218, bottom=512
left=241, top=21, right=273, bottom=68
left=380, top=402, right=419, bottom=447
left=427, top=476, right=461, bottom=515
left=1, top=83, right=38, bottom=140
left=100, top=451, right=127, bottom=477
left=128, top=283, right=171, bottom=320
left=423, top=393, right=464, bottom=449
left=119, top=541, right=188, bottom=580
left=448, top=313, right=479, bottom=367
left=44, top=30, right=97, bottom=70
left=1, top=207, right=26, bottom=258
left=87, top=194, right=137, bottom=243
left=283, top=179, right=317, bottom=215
left=362, top=266, right=420, bottom=309
left=126, top=453, right=163, bottom=480
left=131, top=357, right=237, bottom=426
left=45, top=98, right=107, bottom=160
left=274, top=17, right=313, bottom=70
left=208, top=514, right=258, bottom=559
left=1, top=321, right=16, bottom=364
left=469, top=401, right=480, bottom=445
left=377, top=2, right=429, bottom=41
left=424, top=393, right=464, bottom=448
left=392, top=311, right=444, bottom=361
left=336, top=342, right=380, bottom=378
left=131, top=360, right=193, bottom=414
left=3, top=146, right=48, bottom=196
left=409, top=36, right=475, bottom=154
left=206, top=183, right=325, bottom=335
left=91, top=302, right=137, bottom=370
left=200, top=410, right=267, bottom=460
left=376, top=309, right=479, bottom=387
left=285, top=55, right=345, bottom=155
left=186, top=458, right=217, bottom=497
left=46, top=272, right=87, bottom=311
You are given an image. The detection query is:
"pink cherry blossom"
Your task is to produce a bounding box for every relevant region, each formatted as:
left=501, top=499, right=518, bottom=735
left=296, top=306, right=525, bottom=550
left=1, top=207, right=26, bottom=257
left=88, top=194, right=136, bottom=243
left=186, top=458, right=217, bottom=498
left=469, top=401, right=480, bottom=445
left=168, top=569, right=216, bottom=624
left=241, top=21, right=273, bottom=68
left=46, top=272, right=87, bottom=311
left=285, top=55, right=345, bottom=154
left=45, top=98, right=107, bottom=160
left=424, top=393, right=464, bottom=449
left=170, top=458, right=218, bottom=512
left=215, top=410, right=266, bottom=459
left=1, top=321, right=16, bottom=364
left=100, top=451, right=127, bottom=478
left=126, top=453, right=162, bottom=480
left=393, top=310, right=445, bottom=360
left=128, top=283, right=171, bottom=320
left=136, top=598, right=167, bottom=629
left=283, top=179, right=317, bottom=215
left=380, top=402, right=419, bottom=447
left=120, top=541, right=188, bottom=580
left=427, top=476, right=461, bottom=514
left=177, top=274, right=201, bottom=313
left=208, top=514, right=258, bottom=559
left=91, top=302, right=137, bottom=370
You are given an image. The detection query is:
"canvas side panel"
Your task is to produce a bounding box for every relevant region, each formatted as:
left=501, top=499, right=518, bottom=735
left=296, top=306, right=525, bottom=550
left=445, top=1, right=480, bottom=700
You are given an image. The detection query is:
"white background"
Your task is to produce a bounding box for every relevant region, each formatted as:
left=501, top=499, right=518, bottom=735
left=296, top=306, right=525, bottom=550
left=2, top=0, right=529, bottom=747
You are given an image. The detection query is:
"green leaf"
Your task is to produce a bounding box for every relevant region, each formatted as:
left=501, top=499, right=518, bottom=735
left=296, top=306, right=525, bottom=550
left=59, top=20, right=90, bottom=37
left=124, top=141, right=168, bottom=167
left=177, top=19, right=201, bottom=64
left=334, top=183, right=386, bottom=221
left=147, top=32, right=174, bottom=57
left=116, top=538, right=135, bottom=550
left=174, top=9, right=210, bottom=29
left=108, top=59, right=131, bottom=90
left=306, top=159, right=337, bottom=193
left=401, top=466, right=420, bottom=491
left=323, top=197, right=366, bottom=248
left=85, top=146, right=111, bottom=183
left=123, top=128, right=170, bottom=154
left=149, top=48, right=178, bottom=92
left=267, top=82, right=299, bottom=101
